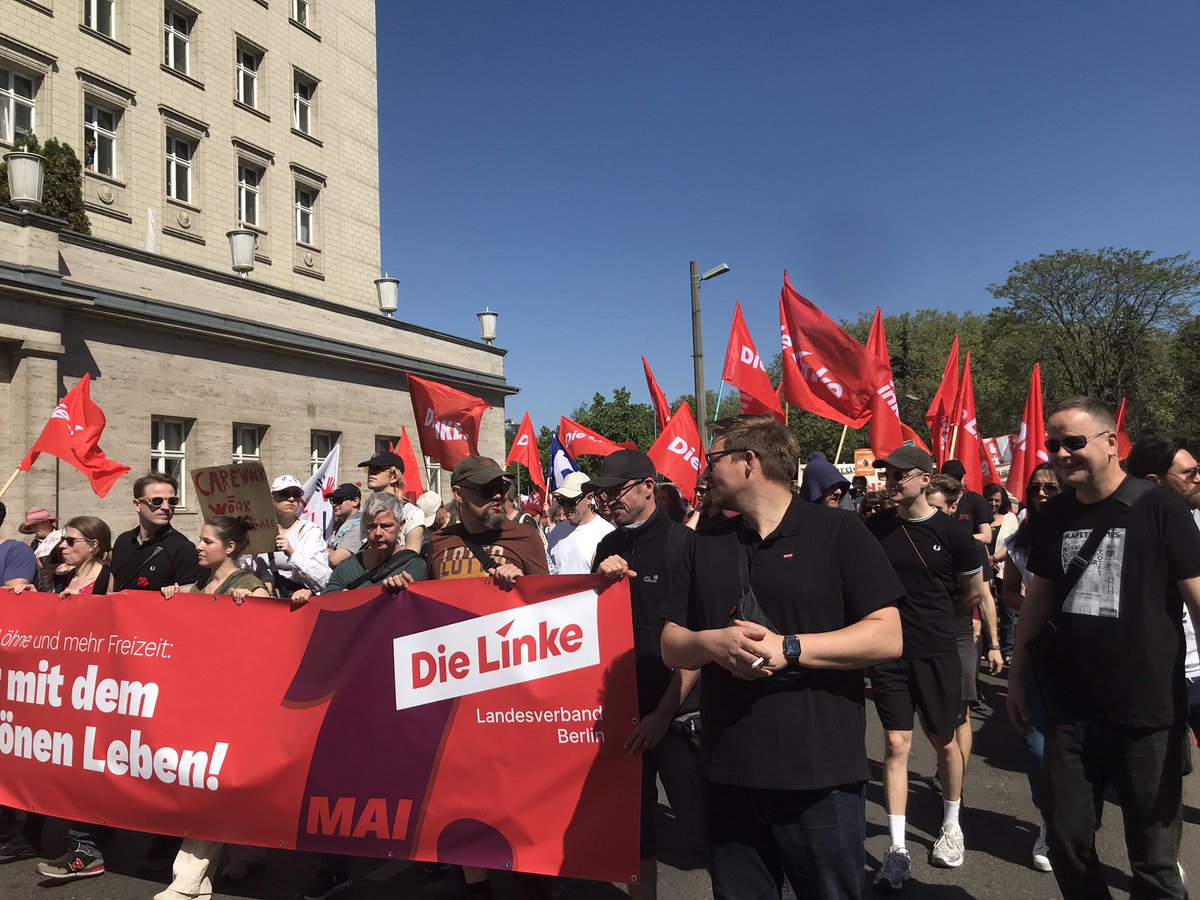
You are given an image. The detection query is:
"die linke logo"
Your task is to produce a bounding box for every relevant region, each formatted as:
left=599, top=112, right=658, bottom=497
left=877, top=379, right=900, bottom=416
left=393, top=591, right=600, bottom=711
left=781, top=327, right=845, bottom=398
left=514, top=433, right=530, bottom=446
left=738, top=345, right=767, bottom=373
left=50, top=403, right=84, bottom=433
left=667, top=437, right=702, bottom=471
left=423, top=407, right=468, bottom=441
left=561, top=431, right=587, bottom=449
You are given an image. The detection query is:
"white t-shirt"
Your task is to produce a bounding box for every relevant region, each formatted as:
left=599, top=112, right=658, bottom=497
left=548, top=516, right=614, bottom=576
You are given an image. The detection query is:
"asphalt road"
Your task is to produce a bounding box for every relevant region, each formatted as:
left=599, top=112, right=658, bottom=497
left=2, top=672, right=1196, bottom=900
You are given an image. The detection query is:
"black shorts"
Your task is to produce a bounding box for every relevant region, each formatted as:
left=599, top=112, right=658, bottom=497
left=871, top=655, right=965, bottom=736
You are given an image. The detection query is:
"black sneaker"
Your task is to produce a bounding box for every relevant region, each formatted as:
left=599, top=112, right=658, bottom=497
left=36, top=847, right=105, bottom=880
left=0, top=834, right=37, bottom=859
left=301, top=869, right=352, bottom=900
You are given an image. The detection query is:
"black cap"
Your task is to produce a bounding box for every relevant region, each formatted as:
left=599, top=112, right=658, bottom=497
left=327, top=483, right=360, bottom=504
left=451, top=455, right=513, bottom=486
left=357, top=450, right=405, bottom=471
left=583, top=449, right=657, bottom=491
left=940, top=460, right=966, bottom=478
left=873, top=446, right=935, bottom=473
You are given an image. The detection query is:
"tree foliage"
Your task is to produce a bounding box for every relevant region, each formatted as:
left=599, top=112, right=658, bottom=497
left=0, top=133, right=91, bottom=233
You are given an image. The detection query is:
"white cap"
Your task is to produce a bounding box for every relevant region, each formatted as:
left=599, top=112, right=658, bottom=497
left=415, top=490, right=443, bottom=527
left=271, top=474, right=304, bottom=493
left=552, top=471, right=590, bottom=500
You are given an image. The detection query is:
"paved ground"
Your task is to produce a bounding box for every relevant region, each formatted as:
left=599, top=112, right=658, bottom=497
left=2, top=672, right=1196, bottom=899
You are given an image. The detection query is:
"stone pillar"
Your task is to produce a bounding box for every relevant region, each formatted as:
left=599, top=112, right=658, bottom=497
left=2, top=342, right=64, bottom=528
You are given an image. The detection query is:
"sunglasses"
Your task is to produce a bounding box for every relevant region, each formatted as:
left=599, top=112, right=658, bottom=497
left=60, top=536, right=95, bottom=547
left=466, top=479, right=510, bottom=499
left=882, top=469, right=923, bottom=485
left=704, top=447, right=750, bottom=471
left=1028, top=482, right=1060, bottom=496
left=1044, top=431, right=1109, bottom=454
left=137, top=496, right=180, bottom=508
left=273, top=492, right=303, bottom=502
left=596, top=479, right=649, bottom=503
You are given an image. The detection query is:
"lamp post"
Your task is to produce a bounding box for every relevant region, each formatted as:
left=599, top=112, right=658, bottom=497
left=4, top=151, right=45, bottom=211
left=477, top=308, right=498, bottom=345
left=375, top=275, right=399, bottom=317
left=690, top=260, right=730, bottom=444
left=226, top=228, right=257, bottom=278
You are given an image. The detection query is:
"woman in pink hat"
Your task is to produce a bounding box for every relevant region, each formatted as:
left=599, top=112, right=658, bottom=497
left=19, top=506, right=61, bottom=591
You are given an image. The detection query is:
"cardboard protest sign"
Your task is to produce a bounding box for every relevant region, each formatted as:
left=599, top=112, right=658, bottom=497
left=190, top=462, right=276, bottom=554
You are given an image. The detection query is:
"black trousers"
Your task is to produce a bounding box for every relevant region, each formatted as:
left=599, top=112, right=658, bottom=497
left=1043, top=719, right=1185, bottom=900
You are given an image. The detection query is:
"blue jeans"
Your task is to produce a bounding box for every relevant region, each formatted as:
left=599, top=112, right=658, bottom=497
left=704, top=781, right=865, bottom=900
left=1023, top=668, right=1049, bottom=811
left=66, top=822, right=112, bottom=858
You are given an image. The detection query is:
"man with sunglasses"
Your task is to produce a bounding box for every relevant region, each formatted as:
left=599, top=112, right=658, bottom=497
left=546, top=471, right=613, bottom=575
left=1008, top=399, right=1200, bottom=900
left=111, top=473, right=204, bottom=593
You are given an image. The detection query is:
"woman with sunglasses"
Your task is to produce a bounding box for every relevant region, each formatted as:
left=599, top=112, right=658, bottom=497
left=240, top=475, right=330, bottom=599
left=17, top=516, right=116, bottom=597
left=1001, top=462, right=1060, bottom=873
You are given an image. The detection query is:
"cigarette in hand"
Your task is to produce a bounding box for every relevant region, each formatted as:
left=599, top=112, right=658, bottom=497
left=750, top=656, right=767, bottom=670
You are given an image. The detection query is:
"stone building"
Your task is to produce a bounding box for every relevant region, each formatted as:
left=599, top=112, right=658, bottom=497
left=0, top=0, right=512, bottom=536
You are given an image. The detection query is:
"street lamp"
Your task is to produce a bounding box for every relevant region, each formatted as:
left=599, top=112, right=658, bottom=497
left=477, top=308, right=498, bottom=345
left=690, top=260, right=730, bottom=443
left=375, top=275, right=399, bottom=317
left=226, top=228, right=257, bottom=278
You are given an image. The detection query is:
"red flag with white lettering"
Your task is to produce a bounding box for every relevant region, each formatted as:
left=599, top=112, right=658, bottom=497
left=505, top=413, right=547, bottom=491
left=1005, top=364, right=1048, bottom=504
left=395, top=429, right=426, bottom=503
left=722, top=302, right=784, bottom=422
left=641, top=357, right=672, bottom=431
left=1115, top=397, right=1132, bottom=461
left=558, top=417, right=622, bottom=458
left=925, top=336, right=960, bottom=468
left=866, top=308, right=906, bottom=456
left=18, top=373, right=130, bottom=497
left=981, top=437, right=1005, bottom=487
left=646, top=402, right=705, bottom=503
left=950, top=351, right=983, bottom=493
left=779, top=273, right=884, bottom=428
left=406, top=375, right=491, bottom=471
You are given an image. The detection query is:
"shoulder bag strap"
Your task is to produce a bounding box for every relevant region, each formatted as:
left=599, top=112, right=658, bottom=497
left=459, top=533, right=500, bottom=573
left=113, top=545, right=165, bottom=591
left=343, top=550, right=421, bottom=591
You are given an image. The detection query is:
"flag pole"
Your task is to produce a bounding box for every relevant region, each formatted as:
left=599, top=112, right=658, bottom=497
left=834, top=425, right=849, bottom=465
left=0, top=467, right=22, bottom=502
left=708, top=383, right=725, bottom=448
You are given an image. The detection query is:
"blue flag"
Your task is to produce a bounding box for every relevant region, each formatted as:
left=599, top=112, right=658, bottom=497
left=546, top=434, right=580, bottom=494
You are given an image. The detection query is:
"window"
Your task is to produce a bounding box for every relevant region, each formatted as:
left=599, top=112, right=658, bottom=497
left=375, top=435, right=399, bottom=456
left=151, top=417, right=188, bottom=506
left=426, top=458, right=441, bottom=496
left=84, top=0, right=116, bottom=38
left=84, top=101, right=118, bottom=177
left=232, top=425, right=263, bottom=464
left=236, top=44, right=260, bottom=108
left=291, top=0, right=309, bottom=28
left=292, top=72, right=314, bottom=134
left=237, top=163, right=261, bottom=226
left=311, top=431, right=338, bottom=475
left=295, top=184, right=316, bottom=245
left=165, top=134, right=193, bottom=203
left=0, top=69, right=35, bottom=144
left=163, top=7, right=193, bottom=74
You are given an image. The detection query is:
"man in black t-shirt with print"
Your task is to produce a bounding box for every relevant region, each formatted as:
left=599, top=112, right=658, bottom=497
left=1008, top=399, right=1200, bottom=900
left=865, top=447, right=988, bottom=890
left=662, top=415, right=905, bottom=900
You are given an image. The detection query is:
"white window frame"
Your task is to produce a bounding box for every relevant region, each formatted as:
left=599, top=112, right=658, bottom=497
left=151, top=417, right=188, bottom=507
left=311, top=430, right=338, bottom=475
left=236, top=44, right=260, bottom=108
left=425, top=457, right=442, bottom=496
left=163, top=7, right=193, bottom=74
left=292, top=73, right=314, bottom=134
left=84, top=0, right=116, bottom=38
left=84, top=100, right=119, bottom=178
left=0, top=69, right=35, bottom=145
left=291, top=0, right=309, bottom=28
left=295, top=183, right=316, bottom=246
left=232, top=424, right=263, bottom=464
left=237, top=162, right=262, bottom=227
left=165, top=134, right=193, bottom=204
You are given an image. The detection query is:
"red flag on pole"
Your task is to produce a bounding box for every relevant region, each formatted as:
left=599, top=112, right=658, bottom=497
left=1115, top=397, right=1132, bottom=461
left=406, top=375, right=491, bottom=471
left=721, top=302, right=784, bottom=423
left=394, top=428, right=425, bottom=503
left=18, top=373, right=130, bottom=498
left=950, top=351, right=983, bottom=494
left=558, top=417, right=623, bottom=458
left=778, top=272, right=884, bottom=428
left=641, top=357, right=672, bottom=431
left=647, top=402, right=705, bottom=504
left=925, top=335, right=960, bottom=468
left=505, top=413, right=547, bottom=491
left=1005, top=364, right=1048, bottom=505
left=865, top=308, right=906, bottom=456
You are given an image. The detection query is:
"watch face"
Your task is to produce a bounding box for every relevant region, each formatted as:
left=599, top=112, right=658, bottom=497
left=784, top=635, right=801, bottom=659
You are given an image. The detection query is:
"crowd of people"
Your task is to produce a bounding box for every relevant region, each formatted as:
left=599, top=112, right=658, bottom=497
left=0, top=396, right=1198, bottom=900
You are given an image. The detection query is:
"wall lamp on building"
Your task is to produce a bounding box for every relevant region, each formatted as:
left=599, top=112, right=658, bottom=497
left=227, top=228, right=257, bottom=278
left=4, top=150, right=45, bottom=211
left=375, top=275, right=399, bottom=318
left=477, top=308, right=498, bottom=345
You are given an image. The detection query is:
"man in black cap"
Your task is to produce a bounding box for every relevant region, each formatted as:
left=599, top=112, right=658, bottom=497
left=588, top=450, right=702, bottom=900
left=866, top=446, right=989, bottom=889
left=327, top=483, right=363, bottom=567
left=939, top=460, right=993, bottom=546
left=357, top=449, right=425, bottom=553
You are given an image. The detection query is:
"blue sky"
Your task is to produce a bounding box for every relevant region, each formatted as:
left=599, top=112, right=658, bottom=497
left=377, top=2, right=1199, bottom=429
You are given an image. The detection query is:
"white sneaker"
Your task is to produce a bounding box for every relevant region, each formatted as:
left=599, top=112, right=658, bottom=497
left=873, top=846, right=911, bottom=890
left=931, top=824, right=965, bottom=868
left=1032, top=826, right=1052, bottom=872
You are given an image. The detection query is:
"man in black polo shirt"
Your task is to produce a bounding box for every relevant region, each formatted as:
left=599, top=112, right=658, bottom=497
left=661, top=415, right=905, bottom=900
left=110, top=473, right=205, bottom=592
left=587, top=450, right=701, bottom=900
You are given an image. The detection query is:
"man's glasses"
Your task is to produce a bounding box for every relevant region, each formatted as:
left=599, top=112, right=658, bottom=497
left=1028, top=482, right=1060, bottom=496
left=273, top=492, right=303, bottom=502
left=596, top=480, right=648, bottom=504
left=1167, top=465, right=1200, bottom=482
left=60, top=536, right=94, bottom=547
left=704, top=447, right=750, bottom=471
left=467, top=479, right=510, bottom=499
left=137, top=496, right=179, bottom=509
left=1044, top=431, right=1110, bottom=454
left=882, top=469, right=923, bottom=485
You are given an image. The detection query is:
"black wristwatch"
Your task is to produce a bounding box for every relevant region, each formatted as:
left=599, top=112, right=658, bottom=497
left=783, top=634, right=803, bottom=668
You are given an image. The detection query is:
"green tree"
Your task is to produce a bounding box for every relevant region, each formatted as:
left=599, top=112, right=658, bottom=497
left=0, top=134, right=91, bottom=233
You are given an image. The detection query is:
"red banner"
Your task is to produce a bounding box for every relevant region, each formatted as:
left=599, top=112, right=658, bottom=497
left=394, top=428, right=425, bottom=503
left=1115, top=397, right=1132, bottom=461
left=0, top=578, right=639, bottom=881
left=407, top=375, right=491, bottom=471
left=641, top=357, right=672, bottom=432
left=558, top=417, right=622, bottom=458
left=505, top=413, right=547, bottom=491
left=866, top=308, right=905, bottom=456
left=646, top=402, right=705, bottom=503
left=951, top=351, right=983, bottom=493
left=1006, top=363, right=1048, bottom=504
left=925, top=336, right=960, bottom=468
left=721, top=303, right=783, bottom=423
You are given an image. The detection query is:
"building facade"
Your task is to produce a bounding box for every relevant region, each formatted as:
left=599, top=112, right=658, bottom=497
left=0, top=0, right=514, bottom=536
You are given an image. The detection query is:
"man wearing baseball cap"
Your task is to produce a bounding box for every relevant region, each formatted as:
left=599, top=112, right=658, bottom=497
left=326, top=483, right=363, bottom=567
left=865, top=446, right=989, bottom=888
left=546, top=472, right=613, bottom=575
left=357, top=449, right=426, bottom=553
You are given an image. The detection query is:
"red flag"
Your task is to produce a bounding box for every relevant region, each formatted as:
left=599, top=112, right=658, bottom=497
left=558, top=417, right=622, bottom=458
left=1115, top=397, right=1132, bottom=461
left=521, top=486, right=546, bottom=517
left=504, top=413, right=547, bottom=491
left=722, top=302, right=784, bottom=423
left=1006, top=364, right=1048, bottom=504
left=641, top=357, right=672, bottom=431
left=950, top=351, right=983, bottom=493
left=900, top=423, right=931, bottom=454
left=18, top=373, right=130, bottom=498
left=647, top=402, right=705, bottom=503
left=779, top=272, right=885, bottom=428
left=395, top=428, right=426, bottom=503
left=925, top=335, right=960, bottom=468
left=981, top=437, right=1005, bottom=487
left=865, top=308, right=906, bottom=456
left=406, top=375, right=490, bottom=471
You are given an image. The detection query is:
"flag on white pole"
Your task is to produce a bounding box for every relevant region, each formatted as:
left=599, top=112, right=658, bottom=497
left=300, top=443, right=340, bottom=537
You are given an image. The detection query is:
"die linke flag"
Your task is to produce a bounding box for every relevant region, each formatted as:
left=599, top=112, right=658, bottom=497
left=865, top=309, right=906, bottom=456
left=558, top=417, right=622, bottom=459
left=407, top=375, right=491, bottom=471
left=395, top=429, right=426, bottom=503
left=951, top=351, right=984, bottom=493
left=1115, top=397, right=1132, bottom=461
left=17, top=373, right=130, bottom=498
left=641, top=357, right=672, bottom=431
left=721, top=302, right=784, bottom=423
left=1006, top=364, right=1049, bottom=504
left=925, top=335, right=960, bottom=468
left=647, top=402, right=705, bottom=504
left=505, top=413, right=547, bottom=491
left=779, top=272, right=885, bottom=429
